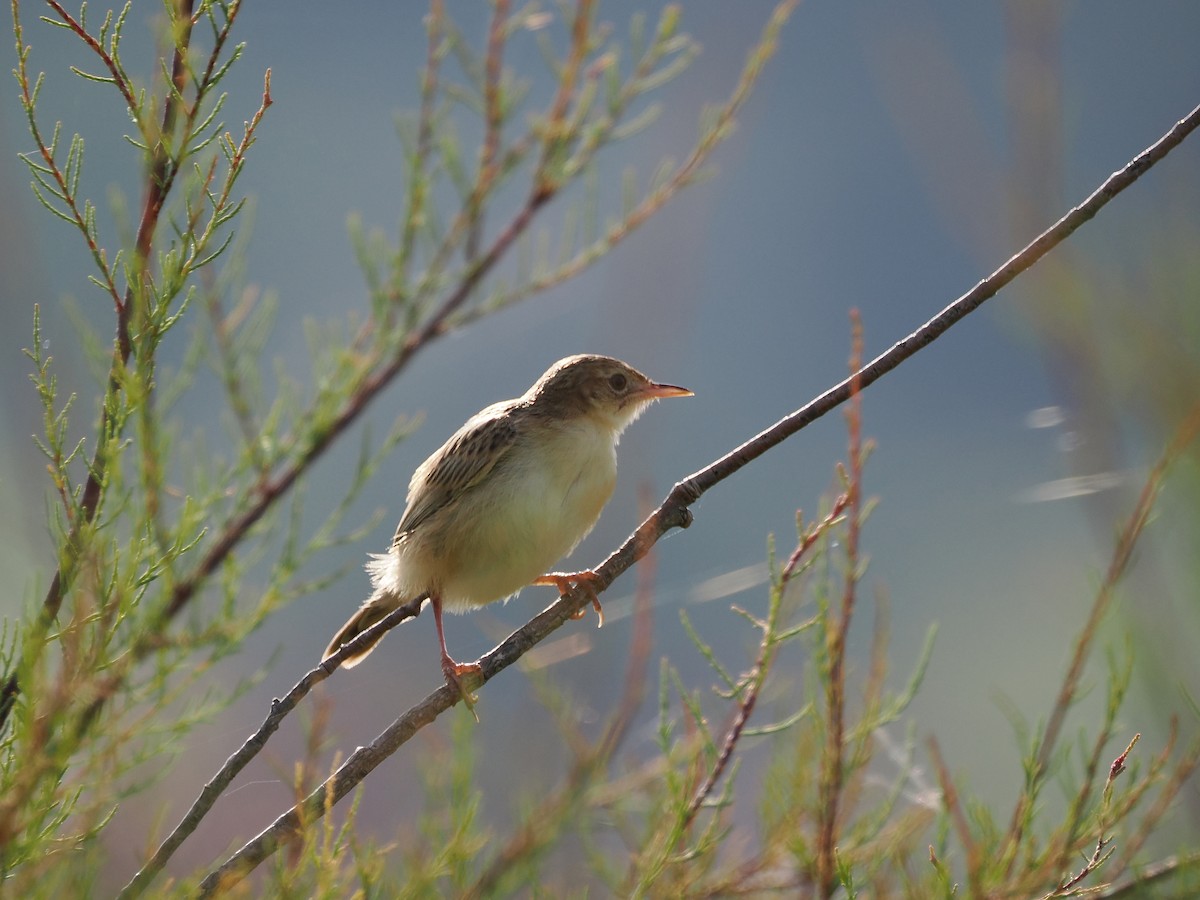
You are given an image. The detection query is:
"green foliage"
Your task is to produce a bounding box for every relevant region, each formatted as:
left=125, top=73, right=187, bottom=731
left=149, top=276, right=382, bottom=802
left=4, top=1, right=1199, bottom=898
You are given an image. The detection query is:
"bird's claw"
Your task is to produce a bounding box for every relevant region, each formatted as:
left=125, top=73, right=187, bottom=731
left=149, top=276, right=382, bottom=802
left=442, top=657, right=483, bottom=721
left=535, top=570, right=605, bottom=628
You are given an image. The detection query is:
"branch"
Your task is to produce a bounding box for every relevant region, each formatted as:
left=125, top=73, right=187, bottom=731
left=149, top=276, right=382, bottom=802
left=662, top=101, right=1200, bottom=518
left=198, top=99, right=1200, bottom=891
left=116, top=596, right=426, bottom=900
left=681, top=492, right=848, bottom=834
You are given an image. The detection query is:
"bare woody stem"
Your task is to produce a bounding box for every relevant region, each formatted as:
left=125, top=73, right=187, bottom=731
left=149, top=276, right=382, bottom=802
left=117, top=597, right=427, bottom=900
left=196, top=99, right=1200, bottom=895
left=663, top=102, right=1200, bottom=515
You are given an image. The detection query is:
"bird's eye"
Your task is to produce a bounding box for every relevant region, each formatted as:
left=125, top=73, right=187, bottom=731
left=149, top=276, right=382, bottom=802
left=608, top=372, right=628, bottom=393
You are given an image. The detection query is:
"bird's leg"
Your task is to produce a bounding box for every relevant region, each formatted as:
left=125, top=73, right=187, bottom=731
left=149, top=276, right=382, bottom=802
left=533, top=570, right=606, bottom=627
left=432, top=595, right=482, bottom=717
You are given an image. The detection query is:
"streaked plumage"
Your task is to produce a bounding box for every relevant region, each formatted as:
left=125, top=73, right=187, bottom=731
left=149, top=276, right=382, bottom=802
left=323, top=355, right=691, bottom=695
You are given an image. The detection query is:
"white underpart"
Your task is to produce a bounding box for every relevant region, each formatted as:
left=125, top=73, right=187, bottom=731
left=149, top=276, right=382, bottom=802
left=367, top=409, right=643, bottom=613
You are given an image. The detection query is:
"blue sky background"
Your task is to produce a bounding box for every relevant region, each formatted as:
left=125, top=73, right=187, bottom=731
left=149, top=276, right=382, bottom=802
left=2, top=1, right=1199, bottom=887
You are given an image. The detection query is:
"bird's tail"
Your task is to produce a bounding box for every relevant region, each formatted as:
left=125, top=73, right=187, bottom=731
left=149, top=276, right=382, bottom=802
left=323, top=592, right=401, bottom=668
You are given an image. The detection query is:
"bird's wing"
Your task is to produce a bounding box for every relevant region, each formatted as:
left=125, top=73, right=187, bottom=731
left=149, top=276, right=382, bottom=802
left=391, top=402, right=522, bottom=542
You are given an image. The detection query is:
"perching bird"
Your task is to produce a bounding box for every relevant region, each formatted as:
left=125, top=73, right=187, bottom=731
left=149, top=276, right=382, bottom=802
left=323, top=354, right=691, bottom=699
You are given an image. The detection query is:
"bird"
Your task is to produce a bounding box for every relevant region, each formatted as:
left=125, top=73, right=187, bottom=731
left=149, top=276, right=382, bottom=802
left=322, top=354, right=692, bottom=702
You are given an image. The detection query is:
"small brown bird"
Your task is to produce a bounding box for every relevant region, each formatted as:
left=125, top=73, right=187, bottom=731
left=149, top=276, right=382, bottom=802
left=323, top=354, right=691, bottom=698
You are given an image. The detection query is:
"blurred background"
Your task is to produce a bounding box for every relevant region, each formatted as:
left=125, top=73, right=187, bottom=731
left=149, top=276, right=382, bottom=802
left=2, top=0, right=1199, bottom=888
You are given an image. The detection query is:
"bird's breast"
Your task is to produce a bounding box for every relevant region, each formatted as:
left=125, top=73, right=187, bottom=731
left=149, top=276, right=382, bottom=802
left=417, top=420, right=618, bottom=610
left=506, top=420, right=617, bottom=556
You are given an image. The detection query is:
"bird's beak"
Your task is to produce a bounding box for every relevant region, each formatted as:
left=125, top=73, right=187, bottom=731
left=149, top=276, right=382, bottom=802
left=639, top=381, right=693, bottom=400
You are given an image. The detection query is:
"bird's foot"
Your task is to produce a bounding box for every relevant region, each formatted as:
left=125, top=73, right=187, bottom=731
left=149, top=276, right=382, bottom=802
left=534, top=570, right=606, bottom=627
left=442, top=656, right=483, bottom=721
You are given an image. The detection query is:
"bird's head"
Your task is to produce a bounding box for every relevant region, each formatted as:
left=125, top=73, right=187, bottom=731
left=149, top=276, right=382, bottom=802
left=528, top=354, right=692, bottom=434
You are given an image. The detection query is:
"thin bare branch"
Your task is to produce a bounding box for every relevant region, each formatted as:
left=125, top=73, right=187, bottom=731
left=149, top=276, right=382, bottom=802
left=661, top=101, right=1200, bottom=522
left=116, top=596, right=426, bottom=899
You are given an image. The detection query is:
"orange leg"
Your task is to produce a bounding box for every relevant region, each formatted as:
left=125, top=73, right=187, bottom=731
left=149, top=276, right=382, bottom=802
left=533, top=570, right=606, bottom=627
left=432, top=594, right=481, bottom=715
